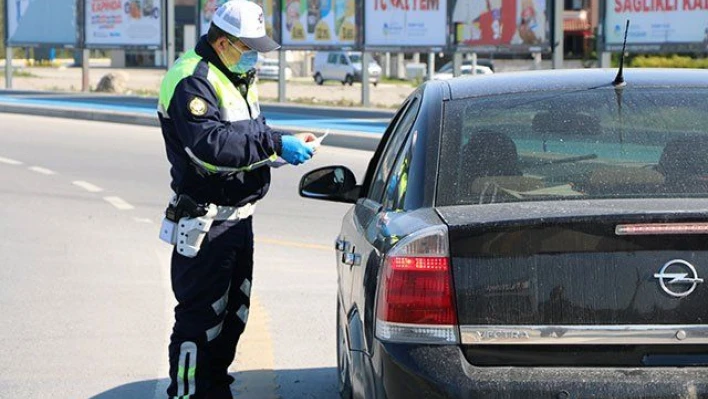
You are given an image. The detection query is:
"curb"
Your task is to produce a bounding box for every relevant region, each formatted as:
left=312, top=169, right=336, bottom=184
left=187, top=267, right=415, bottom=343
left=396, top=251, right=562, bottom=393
left=0, top=102, right=382, bottom=152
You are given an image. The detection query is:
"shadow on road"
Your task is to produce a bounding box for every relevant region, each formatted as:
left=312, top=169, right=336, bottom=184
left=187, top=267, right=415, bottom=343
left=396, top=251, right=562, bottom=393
left=89, top=367, right=337, bottom=398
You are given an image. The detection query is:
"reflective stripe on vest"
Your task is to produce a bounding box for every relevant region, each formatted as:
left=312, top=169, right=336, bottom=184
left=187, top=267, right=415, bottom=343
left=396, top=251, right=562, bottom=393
left=158, top=50, right=260, bottom=122
left=159, top=50, right=274, bottom=174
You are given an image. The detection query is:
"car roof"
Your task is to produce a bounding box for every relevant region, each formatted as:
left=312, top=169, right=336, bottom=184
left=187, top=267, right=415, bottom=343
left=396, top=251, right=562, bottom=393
left=445, top=68, right=708, bottom=100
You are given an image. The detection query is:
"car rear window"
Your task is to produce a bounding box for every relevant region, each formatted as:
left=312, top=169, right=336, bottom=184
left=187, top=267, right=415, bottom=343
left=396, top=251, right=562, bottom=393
left=436, top=87, right=708, bottom=206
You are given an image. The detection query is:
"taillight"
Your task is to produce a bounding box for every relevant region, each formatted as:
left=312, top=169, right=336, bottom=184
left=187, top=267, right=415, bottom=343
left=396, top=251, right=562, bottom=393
left=375, top=225, right=459, bottom=344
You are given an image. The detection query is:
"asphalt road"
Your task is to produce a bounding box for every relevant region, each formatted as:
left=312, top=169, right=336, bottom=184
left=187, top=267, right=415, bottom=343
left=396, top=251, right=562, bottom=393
left=0, top=113, right=373, bottom=398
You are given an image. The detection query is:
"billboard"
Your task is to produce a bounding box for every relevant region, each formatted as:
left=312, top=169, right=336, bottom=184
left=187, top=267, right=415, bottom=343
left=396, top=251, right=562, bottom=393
left=452, top=0, right=549, bottom=52
left=85, top=0, right=163, bottom=47
left=605, top=1, right=708, bottom=52
left=200, top=0, right=277, bottom=40
left=365, top=0, right=447, bottom=48
left=281, top=0, right=357, bottom=47
left=6, top=0, right=78, bottom=46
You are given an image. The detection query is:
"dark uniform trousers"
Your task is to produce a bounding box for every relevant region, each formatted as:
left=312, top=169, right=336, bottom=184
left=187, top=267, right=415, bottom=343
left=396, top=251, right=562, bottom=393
left=167, top=217, right=254, bottom=399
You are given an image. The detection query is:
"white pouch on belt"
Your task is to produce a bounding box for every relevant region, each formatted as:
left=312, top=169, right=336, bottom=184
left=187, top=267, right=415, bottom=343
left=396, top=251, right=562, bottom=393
left=174, top=204, right=218, bottom=258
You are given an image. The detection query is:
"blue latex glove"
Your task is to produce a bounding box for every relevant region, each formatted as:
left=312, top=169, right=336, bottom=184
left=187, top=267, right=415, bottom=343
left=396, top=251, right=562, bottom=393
left=281, top=135, right=314, bottom=165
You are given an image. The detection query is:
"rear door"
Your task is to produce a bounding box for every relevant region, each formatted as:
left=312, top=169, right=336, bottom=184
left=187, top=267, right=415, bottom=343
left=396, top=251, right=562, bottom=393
left=338, top=96, right=421, bottom=353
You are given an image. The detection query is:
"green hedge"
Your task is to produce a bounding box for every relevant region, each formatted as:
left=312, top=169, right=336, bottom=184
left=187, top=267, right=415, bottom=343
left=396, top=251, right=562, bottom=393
left=630, top=55, right=708, bottom=68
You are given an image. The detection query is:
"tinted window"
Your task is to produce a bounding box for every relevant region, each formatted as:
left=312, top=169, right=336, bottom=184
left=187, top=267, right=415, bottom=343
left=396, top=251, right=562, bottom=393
left=368, top=98, right=420, bottom=202
left=328, top=53, right=337, bottom=64
left=340, top=55, right=348, bottom=65
left=348, top=54, right=361, bottom=63
left=383, top=131, right=416, bottom=211
left=437, top=88, right=708, bottom=206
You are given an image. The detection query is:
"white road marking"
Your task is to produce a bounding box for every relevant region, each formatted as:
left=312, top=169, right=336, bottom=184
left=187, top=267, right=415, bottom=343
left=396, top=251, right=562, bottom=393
left=103, top=196, right=135, bottom=210
left=0, top=156, right=23, bottom=165
left=72, top=180, right=103, bottom=193
left=133, top=217, right=154, bottom=224
left=28, top=166, right=56, bottom=175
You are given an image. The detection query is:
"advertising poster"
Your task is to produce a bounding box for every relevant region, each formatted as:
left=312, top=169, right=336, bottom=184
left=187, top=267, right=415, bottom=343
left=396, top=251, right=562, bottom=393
left=452, top=0, right=548, bottom=49
left=281, top=0, right=357, bottom=46
left=365, top=0, right=447, bottom=47
left=200, top=0, right=276, bottom=39
left=7, top=0, right=78, bottom=46
left=605, top=1, right=708, bottom=49
left=86, top=0, right=163, bottom=47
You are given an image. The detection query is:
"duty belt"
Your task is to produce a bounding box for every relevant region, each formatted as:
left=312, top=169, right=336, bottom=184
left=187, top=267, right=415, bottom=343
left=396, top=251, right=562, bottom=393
left=160, top=196, right=256, bottom=258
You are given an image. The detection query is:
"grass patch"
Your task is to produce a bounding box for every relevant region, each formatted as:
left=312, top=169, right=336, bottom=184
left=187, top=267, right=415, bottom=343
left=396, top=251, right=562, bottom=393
left=12, top=69, right=39, bottom=78
left=127, top=88, right=159, bottom=97
left=379, top=77, right=419, bottom=87
left=629, top=55, right=708, bottom=69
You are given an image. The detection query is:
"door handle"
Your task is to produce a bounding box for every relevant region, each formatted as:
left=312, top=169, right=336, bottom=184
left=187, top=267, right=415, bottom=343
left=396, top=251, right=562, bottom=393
left=342, top=248, right=361, bottom=267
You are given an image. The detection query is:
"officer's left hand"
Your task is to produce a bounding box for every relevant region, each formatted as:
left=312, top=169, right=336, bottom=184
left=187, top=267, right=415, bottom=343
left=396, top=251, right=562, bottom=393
left=293, top=133, right=317, bottom=143
left=281, top=135, right=315, bottom=165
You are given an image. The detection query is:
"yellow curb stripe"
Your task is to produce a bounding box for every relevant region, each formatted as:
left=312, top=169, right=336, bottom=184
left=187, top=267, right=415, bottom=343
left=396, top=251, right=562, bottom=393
left=231, top=295, right=278, bottom=399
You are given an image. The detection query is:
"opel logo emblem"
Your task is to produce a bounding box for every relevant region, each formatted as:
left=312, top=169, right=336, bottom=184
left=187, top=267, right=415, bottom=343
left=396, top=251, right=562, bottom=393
left=654, top=259, right=704, bottom=298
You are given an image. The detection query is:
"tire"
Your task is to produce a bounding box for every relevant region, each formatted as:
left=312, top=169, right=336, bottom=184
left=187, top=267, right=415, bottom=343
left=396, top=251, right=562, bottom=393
left=373, top=81, right=378, bottom=87
left=345, top=75, right=354, bottom=86
left=314, top=73, right=324, bottom=85
left=337, top=301, right=353, bottom=399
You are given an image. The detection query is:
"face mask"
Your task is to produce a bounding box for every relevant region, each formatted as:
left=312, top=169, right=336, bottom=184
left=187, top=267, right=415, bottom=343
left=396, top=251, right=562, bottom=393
left=225, top=39, right=258, bottom=74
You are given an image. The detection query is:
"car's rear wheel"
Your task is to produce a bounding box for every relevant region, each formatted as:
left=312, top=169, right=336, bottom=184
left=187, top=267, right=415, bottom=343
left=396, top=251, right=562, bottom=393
left=337, top=300, right=353, bottom=399
left=314, top=73, right=324, bottom=85
left=344, top=75, right=354, bottom=86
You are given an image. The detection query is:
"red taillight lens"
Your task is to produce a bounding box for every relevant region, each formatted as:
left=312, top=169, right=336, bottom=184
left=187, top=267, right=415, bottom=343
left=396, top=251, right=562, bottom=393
left=377, top=256, right=457, bottom=325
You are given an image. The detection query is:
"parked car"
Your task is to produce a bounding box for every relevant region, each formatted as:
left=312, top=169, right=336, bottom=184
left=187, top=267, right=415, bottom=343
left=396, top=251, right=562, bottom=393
left=256, top=58, right=292, bottom=81
left=431, top=64, right=494, bottom=80
left=437, top=58, right=495, bottom=73
left=313, top=51, right=382, bottom=86
left=299, top=68, right=708, bottom=398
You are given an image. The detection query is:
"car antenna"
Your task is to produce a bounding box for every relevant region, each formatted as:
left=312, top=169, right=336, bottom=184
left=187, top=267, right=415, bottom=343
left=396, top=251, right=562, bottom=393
left=613, top=20, right=630, bottom=151
left=613, top=20, right=630, bottom=87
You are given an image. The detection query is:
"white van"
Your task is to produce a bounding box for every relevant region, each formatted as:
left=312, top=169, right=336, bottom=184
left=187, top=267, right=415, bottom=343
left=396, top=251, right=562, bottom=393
left=313, top=51, right=382, bottom=86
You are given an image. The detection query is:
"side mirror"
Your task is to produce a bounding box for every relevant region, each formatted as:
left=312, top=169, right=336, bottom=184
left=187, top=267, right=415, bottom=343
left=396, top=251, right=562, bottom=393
left=299, top=166, right=360, bottom=204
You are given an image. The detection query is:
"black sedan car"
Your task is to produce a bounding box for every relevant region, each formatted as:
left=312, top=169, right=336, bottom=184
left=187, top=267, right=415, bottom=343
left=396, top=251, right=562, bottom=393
left=300, top=69, right=708, bottom=398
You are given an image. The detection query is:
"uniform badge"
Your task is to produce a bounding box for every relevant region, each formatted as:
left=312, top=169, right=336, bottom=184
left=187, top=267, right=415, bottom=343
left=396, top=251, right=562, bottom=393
left=189, top=97, right=207, bottom=116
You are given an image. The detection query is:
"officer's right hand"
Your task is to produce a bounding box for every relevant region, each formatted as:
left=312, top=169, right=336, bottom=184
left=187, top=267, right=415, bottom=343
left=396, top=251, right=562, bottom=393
left=281, top=135, right=315, bottom=165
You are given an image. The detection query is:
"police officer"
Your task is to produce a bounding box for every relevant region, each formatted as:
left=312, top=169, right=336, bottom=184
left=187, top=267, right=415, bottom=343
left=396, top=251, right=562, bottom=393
left=157, top=1, right=316, bottom=397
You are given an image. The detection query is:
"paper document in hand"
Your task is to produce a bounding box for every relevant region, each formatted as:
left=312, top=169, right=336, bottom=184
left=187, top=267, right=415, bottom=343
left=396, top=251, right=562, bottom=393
left=310, top=131, right=330, bottom=150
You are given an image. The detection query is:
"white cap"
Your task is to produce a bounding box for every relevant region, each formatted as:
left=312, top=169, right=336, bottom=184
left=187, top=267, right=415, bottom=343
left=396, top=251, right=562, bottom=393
left=211, top=0, right=280, bottom=53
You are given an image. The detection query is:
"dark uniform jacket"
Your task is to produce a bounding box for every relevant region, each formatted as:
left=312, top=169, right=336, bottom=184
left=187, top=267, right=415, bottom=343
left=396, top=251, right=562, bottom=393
left=158, top=36, right=286, bottom=207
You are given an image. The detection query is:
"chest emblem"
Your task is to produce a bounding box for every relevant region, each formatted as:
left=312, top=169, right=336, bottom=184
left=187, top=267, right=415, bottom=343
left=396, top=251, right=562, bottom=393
left=189, top=97, right=207, bottom=116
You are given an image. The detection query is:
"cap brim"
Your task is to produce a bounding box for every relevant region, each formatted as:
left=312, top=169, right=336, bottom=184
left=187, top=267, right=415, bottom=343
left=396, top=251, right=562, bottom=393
left=240, top=35, right=280, bottom=53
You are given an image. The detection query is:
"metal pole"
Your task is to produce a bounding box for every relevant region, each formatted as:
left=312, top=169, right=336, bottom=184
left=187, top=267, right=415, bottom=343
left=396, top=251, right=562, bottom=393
left=361, top=51, right=370, bottom=107
left=453, top=52, right=462, bottom=77
left=384, top=52, right=391, bottom=78
left=81, top=48, right=90, bottom=92
left=5, top=47, right=13, bottom=89
left=600, top=52, right=612, bottom=68
left=471, top=52, right=478, bottom=75
left=278, top=49, right=286, bottom=103
left=533, top=52, right=542, bottom=69
left=167, top=0, right=176, bottom=67
left=552, top=0, right=564, bottom=69
left=427, top=52, right=435, bottom=81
